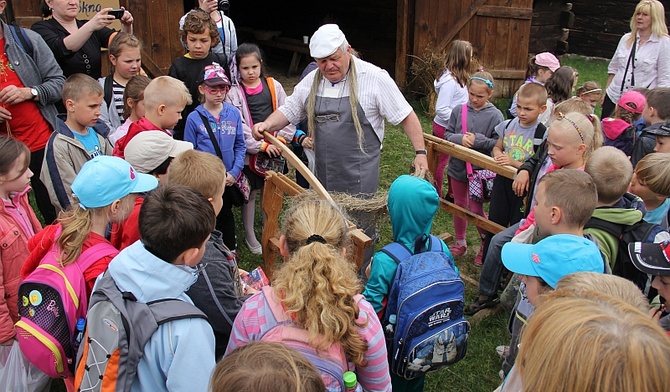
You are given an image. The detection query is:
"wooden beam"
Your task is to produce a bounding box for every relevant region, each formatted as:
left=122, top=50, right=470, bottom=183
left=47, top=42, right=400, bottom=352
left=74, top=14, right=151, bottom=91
left=437, top=0, right=489, bottom=51
left=440, top=199, right=506, bottom=234
left=488, top=69, right=526, bottom=80
left=477, top=6, right=532, bottom=20
left=424, top=134, right=516, bottom=179
left=261, top=173, right=284, bottom=280
left=395, top=0, right=412, bottom=87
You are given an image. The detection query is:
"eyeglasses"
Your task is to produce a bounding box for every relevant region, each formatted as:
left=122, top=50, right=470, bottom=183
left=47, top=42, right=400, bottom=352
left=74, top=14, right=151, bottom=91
left=204, top=86, right=229, bottom=94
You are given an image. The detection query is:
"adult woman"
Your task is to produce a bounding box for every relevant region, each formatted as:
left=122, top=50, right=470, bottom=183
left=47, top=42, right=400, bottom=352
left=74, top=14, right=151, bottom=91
left=226, top=200, right=392, bottom=391
left=602, top=0, right=670, bottom=118
left=32, top=0, right=133, bottom=80
left=0, top=0, right=64, bottom=225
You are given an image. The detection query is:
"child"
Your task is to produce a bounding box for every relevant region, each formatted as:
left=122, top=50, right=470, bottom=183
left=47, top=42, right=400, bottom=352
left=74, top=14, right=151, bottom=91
left=501, top=169, right=603, bottom=376
left=649, top=120, right=670, bottom=153
left=184, top=63, right=245, bottom=251
left=583, top=146, right=646, bottom=268
left=103, top=184, right=217, bottom=391
left=108, top=75, right=151, bottom=146
left=169, top=149, right=251, bottom=359
left=630, top=239, right=670, bottom=330
left=601, top=90, right=645, bottom=156
left=537, top=66, right=576, bottom=125
left=113, top=76, right=192, bottom=158
left=632, top=87, right=670, bottom=166
left=575, top=81, right=602, bottom=110
left=23, top=156, right=157, bottom=296
left=363, top=174, right=454, bottom=391
left=226, top=200, right=392, bottom=391
left=211, top=342, right=325, bottom=392
left=444, top=71, right=504, bottom=261
left=42, top=74, right=113, bottom=211
left=486, top=83, right=547, bottom=264
left=226, top=43, right=295, bottom=255
left=169, top=9, right=230, bottom=140
left=111, top=131, right=193, bottom=250
left=433, top=40, right=472, bottom=198
left=0, top=137, right=42, bottom=346
left=629, top=153, right=670, bottom=228
left=467, top=108, right=600, bottom=315
left=508, top=52, right=559, bottom=118
left=99, top=33, right=143, bottom=132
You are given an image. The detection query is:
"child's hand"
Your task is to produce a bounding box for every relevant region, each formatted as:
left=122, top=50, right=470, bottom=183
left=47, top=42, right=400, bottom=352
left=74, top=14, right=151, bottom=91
left=225, top=173, right=235, bottom=186
left=302, top=136, right=313, bottom=150
left=462, top=133, right=475, bottom=148
left=244, top=286, right=259, bottom=296
left=494, top=154, right=513, bottom=166
left=512, top=171, right=530, bottom=196
left=265, top=144, right=281, bottom=157
left=238, top=268, right=248, bottom=277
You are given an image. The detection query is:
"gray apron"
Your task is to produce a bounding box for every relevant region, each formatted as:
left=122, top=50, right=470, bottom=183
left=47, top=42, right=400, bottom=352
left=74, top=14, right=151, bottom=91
left=313, top=94, right=380, bottom=274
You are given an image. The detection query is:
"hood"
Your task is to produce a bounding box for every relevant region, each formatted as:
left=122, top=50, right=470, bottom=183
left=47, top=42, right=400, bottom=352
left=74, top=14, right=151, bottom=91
left=107, top=241, right=199, bottom=303
left=388, top=175, right=439, bottom=246
left=113, top=117, right=167, bottom=158
left=434, top=70, right=455, bottom=90
left=602, top=117, right=631, bottom=140
left=592, top=192, right=646, bottom=225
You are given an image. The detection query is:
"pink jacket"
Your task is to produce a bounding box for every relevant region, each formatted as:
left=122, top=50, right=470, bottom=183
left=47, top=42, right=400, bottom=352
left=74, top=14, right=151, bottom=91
left=0, top=186, right=42, bottom=342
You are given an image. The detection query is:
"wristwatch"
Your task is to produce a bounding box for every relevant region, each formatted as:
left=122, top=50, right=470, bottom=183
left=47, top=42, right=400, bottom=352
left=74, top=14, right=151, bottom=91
left=30, top=87, right=38, bottom=100
left=415, top=149, right=428, bottom=155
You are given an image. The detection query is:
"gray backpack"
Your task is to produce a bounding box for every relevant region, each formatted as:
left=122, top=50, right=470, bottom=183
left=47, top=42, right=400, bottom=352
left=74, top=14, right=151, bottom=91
left=74, top=271, right=207, bottom=391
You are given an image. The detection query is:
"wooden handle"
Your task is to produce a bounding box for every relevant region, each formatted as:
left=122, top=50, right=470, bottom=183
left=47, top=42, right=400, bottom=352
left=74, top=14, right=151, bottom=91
left=263, top=132, right=334, bottom=203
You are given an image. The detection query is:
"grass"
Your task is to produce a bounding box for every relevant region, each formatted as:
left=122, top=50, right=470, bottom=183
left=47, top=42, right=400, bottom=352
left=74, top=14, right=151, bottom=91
left=41, top=55, right=607, bottom=392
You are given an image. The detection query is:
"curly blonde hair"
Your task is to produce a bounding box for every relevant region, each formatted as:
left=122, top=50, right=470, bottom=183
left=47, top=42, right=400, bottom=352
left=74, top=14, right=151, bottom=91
left=273, top=200, right=368, bottom=366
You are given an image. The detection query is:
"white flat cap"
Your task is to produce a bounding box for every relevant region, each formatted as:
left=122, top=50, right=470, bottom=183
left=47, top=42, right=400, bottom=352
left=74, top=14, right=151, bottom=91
left=309, top=24, right=346, bottom=58
left=125, top=131, right=193, bottom=174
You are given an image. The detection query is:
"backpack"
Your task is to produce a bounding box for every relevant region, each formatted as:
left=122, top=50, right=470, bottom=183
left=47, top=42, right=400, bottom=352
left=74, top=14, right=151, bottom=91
left=15, top=233, right=118, bottom=378
left=603, top=124, right=636, bottom=156
left=585, top=216, right=669, bottom=296
left=381, top=234, right=469, bottom=380
left=260, top=286, right=361, bottom=392
left=74, top=271, right=208, bottom=392
left=8, top=23, right=34, bottom=59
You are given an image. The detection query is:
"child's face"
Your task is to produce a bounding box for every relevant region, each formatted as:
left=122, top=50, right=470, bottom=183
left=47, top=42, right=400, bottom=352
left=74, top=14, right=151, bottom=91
left=468, top=82, right=493, bottom=110
left=643, top=104, right=655, bottom=124
left=68, top=93, right=103, bottom=129
left=532, top=182, right=552, bottom=236
left=652, top=275, right=670, bottom=304
left=521, top=275, right=548, bottom=306
left=579, top=93, right=600, bottom=110
left=546, top=123, right=585, bottom=168
left=110, top=46, right=141, bottom=81
left=238, top=55, right=262, bottom=85
left=654, top=136, right=670, bottom=153
left=199, top=84, right=229, bottom=105
left=111, top=194, right=138, bottom=224
left=629, top=171, right=660, bottom=203
left=516, top=95, right=545, bottom=126
left=129, top=99, right=145, bottom=120
left=158, top=101, right=186, bottom=130
left=0, top=153, right=32, bottom=196
left=186, top=29, right=212, bottom=60
left=536, top=68, right=553, bottom=84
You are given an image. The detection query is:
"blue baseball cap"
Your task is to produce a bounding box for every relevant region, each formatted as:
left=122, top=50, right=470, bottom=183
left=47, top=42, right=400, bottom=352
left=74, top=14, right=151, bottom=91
left=71, top=156, right=158, bottom=209
left=502, top=234, right=604, bottom=288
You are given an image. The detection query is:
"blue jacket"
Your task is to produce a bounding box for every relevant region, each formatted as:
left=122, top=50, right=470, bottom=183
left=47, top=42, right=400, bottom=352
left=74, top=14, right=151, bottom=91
left=184, top=103, right=246, bottom=179
left=363, top=175, right=454, bottom=314
left=106, top=241, right=216, bottom=392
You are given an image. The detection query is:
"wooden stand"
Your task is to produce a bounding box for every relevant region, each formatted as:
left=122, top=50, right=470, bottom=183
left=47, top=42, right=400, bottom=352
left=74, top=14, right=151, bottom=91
left=257, top=37, right=311, bottom=76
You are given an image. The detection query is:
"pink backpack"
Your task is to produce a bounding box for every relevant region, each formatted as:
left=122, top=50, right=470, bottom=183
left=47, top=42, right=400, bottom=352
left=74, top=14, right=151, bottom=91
left=260, top=286, right=362, bottom=392
left=15, top=230, right=118, bottom=378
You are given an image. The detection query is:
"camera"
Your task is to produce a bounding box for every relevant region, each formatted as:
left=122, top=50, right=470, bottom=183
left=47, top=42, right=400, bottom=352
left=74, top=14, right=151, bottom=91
left=217, top=0, right=230, bottom=12
left=108, top=9, right=124, bottom=19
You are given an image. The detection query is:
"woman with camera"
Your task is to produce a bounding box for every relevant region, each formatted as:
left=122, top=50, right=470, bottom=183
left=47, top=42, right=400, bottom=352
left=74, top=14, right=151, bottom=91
left=32, top=0, right=133, bottom=80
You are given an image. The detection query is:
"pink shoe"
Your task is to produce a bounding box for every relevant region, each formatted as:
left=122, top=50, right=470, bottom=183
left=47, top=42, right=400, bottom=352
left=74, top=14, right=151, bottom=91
left=474, top=243, right=485, bottom=266
left=449, top=243, right=467, bottom=258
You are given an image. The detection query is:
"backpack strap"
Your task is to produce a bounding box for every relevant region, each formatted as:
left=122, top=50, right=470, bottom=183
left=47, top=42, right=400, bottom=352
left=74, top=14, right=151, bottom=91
left=426, top=235, right=444, bottom=253
left=584, top=217, right=624, bottom=239
left=533, top=123, right=547, bottom=153
left=103, top=75, right=114, bottom=110
left=9, top=23, right=33, bottom=59
left=266, top=77, right=278, bottom=111
left=379, top=242, right=413, bottom=265
left=147, top=298, right=208, bottom=324
left=74, top=242, right=120, bottom=272
left=461, top=104, right=474, bottom=178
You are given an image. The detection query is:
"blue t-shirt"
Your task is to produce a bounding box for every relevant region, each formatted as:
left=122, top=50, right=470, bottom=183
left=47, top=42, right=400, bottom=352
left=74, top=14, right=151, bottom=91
left=644, top=198, right=670, bottom=227
left=73, top=127, right=102, bottom=158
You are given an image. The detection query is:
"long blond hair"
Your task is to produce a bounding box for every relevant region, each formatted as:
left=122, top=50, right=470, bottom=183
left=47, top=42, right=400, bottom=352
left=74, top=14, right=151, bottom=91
left=273, top=200, right=368, bottom=366
left=518, top=293, right=670, bottom=392
left=628, top=0, right=668, bottom=46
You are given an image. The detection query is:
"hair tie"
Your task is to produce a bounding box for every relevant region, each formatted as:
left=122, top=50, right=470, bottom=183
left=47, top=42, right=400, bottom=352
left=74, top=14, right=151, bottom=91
left=587, top=114, right=595, bottom=123
left=470, top=76, right=494, bottom=89
left=306, top=234, right=327, bottom=245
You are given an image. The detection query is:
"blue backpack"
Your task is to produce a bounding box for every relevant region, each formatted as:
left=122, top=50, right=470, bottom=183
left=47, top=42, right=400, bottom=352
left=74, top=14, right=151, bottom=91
left=380, top=234, right=469, bottom=380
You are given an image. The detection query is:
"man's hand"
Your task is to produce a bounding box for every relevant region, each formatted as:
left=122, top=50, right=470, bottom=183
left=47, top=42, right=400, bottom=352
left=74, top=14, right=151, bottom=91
left=0, top=85, right=32, bottom=106
left=252, top=122, right=267, bottom=141
left=413, top=154, right=428, bottom=175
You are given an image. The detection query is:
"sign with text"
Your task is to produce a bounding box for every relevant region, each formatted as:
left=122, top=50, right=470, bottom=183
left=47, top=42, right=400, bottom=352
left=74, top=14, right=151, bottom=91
left=78, top=0, right=122, bottom=30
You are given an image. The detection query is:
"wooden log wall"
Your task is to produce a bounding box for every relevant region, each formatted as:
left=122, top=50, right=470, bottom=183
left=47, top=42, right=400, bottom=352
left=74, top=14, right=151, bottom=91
left=569, top=0, right=670, bottom=59
left=529, top=0, right=573, bottom=55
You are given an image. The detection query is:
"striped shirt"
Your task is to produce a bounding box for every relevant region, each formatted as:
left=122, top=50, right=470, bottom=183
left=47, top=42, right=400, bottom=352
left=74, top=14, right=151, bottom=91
left=112, top=80, right=125, bottom=121
left=226, top=289, right=392, bottom=391
left=279, top=56, right=412, bottom=143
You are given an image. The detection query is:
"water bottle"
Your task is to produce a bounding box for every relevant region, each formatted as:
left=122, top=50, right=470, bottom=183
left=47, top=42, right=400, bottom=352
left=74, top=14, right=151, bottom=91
left=343, top=371, right=363, bottom=392
left=73, top=318, right=86, bottom=355
left=384, top=314, right=396, bottom=338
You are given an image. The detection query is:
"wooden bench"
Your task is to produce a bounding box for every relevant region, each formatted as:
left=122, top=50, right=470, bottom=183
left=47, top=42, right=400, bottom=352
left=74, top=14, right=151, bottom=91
left=257, top=37, right=310, bottom=76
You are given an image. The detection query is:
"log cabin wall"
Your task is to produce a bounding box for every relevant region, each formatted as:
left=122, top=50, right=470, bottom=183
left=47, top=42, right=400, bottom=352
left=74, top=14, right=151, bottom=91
left=529, top=0, right=573, bottom=55
left=568, top=0, right=670, bottom=59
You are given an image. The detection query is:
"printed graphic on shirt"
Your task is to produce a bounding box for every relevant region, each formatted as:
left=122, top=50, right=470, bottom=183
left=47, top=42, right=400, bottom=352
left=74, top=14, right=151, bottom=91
left=73, top=127, right=103, bottom=158
left=503, top=130, right=535, bottom=162
left=200, top=119, right=238, bottom=136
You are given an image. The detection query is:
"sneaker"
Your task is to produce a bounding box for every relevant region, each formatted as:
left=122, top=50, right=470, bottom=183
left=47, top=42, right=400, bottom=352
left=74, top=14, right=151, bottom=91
left=499, top=370, right=505, bottom=380
left=449, top=243, right=467, bottom=258
left=246, top=239, right=262, bottom=255
left=474, top=243, right=485, bottom=266
left=496, top=345, right=509, bottom=358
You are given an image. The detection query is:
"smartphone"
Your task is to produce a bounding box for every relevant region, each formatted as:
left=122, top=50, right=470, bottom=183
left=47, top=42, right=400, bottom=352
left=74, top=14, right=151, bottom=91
left=109, top=9, right=124, bottom=19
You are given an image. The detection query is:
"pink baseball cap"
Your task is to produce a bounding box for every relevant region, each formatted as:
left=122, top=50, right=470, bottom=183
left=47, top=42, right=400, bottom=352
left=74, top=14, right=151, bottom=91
left=535, top=52, right=560, bottom=72
left=617, top=90, right=646, bottom=114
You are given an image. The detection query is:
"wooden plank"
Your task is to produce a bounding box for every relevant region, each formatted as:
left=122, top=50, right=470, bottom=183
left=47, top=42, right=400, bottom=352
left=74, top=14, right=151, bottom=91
left=488, top=69, right=526, bottom=80
left=424, top=134, right=516, bottom=179
left=261, top=173, right=285, bottom=279
left=436, top=0, right=488, bottom=51
left=395, top=0, right=412, bottom=87
left=440, top=199, right=506, bottom=234
left=477, top=5, right=532, bottom=19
